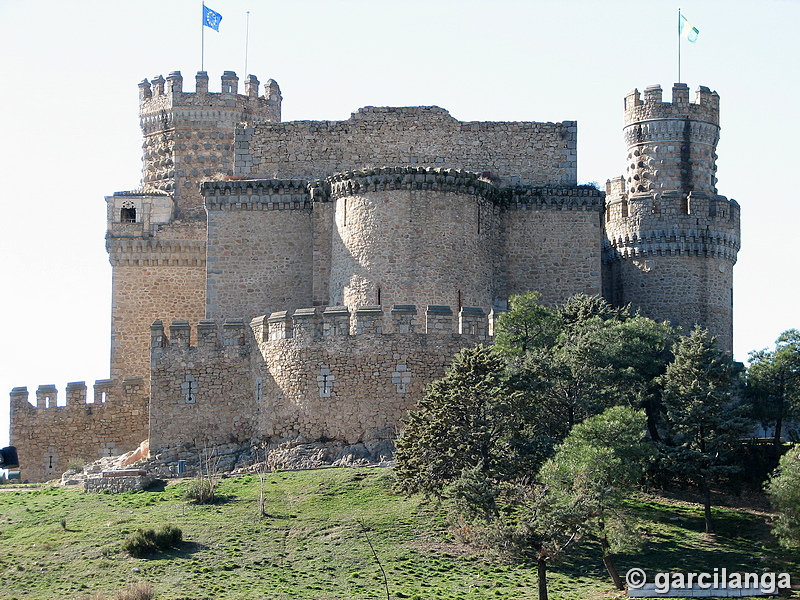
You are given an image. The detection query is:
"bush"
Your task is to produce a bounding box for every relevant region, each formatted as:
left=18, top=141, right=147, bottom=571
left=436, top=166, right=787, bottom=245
left=66, top=457, right=86, bottom=472
left=122, top=524, right=182, bottom=557
left=183, top=478, right=216, bottom=504
left=80, top=582, right=155, bottom=600
left=116, top=583, right=155, bottom=600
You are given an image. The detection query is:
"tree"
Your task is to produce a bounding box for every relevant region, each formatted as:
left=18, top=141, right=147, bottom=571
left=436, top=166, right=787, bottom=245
left=766, top=443, right=800, bottom=547
left=500, top=293, right=675, bottom=446
left=658, top=326, right=752, bottom=534
left=494, top=291, right=561, bottom=357
left=394, top=346, right=537, bottom=497
left=747, top=329, right=800, bottom=454
left=536, top=406, right=653, bottom=593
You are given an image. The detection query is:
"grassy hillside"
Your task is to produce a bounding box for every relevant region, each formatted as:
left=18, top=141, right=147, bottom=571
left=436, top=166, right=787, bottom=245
left=0, top=468, right=797, bottom=600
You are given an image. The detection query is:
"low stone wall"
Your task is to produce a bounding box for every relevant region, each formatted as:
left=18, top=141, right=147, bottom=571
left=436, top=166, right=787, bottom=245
left=84, top=472, right=154, bottom=493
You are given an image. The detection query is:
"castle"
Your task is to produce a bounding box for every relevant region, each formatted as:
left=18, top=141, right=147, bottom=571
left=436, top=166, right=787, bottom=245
left=9, top=71, right=740, bottom=482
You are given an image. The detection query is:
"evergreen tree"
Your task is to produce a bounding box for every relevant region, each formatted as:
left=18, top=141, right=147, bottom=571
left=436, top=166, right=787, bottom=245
left=394, top=346, right=536, bottom=497
left=747, top=329, right=800, bottom=454
left=536, top=406, right=653, bottom=592
left=658, top=326, right=751, bottom=534
left=766, top=443, right=800, bottom=547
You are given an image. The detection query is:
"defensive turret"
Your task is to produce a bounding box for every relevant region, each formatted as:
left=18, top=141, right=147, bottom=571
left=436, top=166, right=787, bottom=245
left=603, top=84, right=740, bottom=351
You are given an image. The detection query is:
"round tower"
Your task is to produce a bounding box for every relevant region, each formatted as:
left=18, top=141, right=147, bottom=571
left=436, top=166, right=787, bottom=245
left=137, top=70, right=282, bottom=219
left=327, top=167, right=503, bottom=319
left=603, top=84, right=741, bottom=351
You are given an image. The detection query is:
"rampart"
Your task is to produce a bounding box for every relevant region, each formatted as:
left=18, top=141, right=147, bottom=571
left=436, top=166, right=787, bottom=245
left=9, top=380, right=148, bottom=482
left=148, top=305, right=493, bottom=453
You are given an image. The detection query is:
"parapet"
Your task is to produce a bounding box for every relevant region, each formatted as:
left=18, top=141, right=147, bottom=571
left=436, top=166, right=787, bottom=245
left=624, top=83, right=719, bottom=126
left=150, top=319, right=248, bottom=350
left=9, top=379, right=124, bottom=410
left=251, top=304, right=494, bottom=341
left=603, top=191, right=741, bottom=262
left=326, top=167, right=500, bottom=203
left=138, top=70, right=281, bottom=125
left=202, top=179, right=311, bottom=211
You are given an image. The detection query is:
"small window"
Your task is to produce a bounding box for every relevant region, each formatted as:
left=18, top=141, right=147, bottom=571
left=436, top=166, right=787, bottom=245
left=120, top=200, right=137, bottom=223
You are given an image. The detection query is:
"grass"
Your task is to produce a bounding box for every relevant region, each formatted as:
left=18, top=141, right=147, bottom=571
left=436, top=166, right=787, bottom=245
left=0, top=468, right=797, bottom=600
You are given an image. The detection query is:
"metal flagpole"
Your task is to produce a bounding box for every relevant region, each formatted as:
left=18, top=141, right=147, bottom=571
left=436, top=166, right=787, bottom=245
left=202, top=2, right=206, bottom=72
left=678, top=8, right=681, bottom=83
left=244, top=11, right=250, bottom=77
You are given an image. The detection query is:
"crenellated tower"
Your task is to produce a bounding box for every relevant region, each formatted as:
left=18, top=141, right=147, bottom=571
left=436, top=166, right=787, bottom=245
left=106, top=71, right=281, bottom=385
left=603, top=84, right=741, bottom=351
left=137, top=70, right=281, bottom=218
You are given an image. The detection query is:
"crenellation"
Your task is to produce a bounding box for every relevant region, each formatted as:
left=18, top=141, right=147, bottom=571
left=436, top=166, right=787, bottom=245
left=36, top=385, right=57, bottom=409
left=390, top=305, right=418, bottom=334
left=65, top=381, right=87, bottom=407
left=459, top=307, right=488, bottom=339
left=322, top=306, right=351, bottom=336
left=166, top=71, right=183, bottom=93
left=426, top=305, right=454, bottom=334
left=292, top=308, right=322, bottom=341
left=354, top=305, right=384, bottom=335
left=197, top=320, right=219, bottom=348
left=169, top=320, right=191, bottom=347
left=267, top=311, right=293, bottom=341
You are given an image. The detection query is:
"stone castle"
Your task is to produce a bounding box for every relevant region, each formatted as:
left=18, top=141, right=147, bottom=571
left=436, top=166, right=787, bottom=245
left=9, top=71, right=741, bottom=482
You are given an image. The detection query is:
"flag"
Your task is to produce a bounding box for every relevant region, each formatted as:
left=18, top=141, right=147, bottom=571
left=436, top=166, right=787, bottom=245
left=679, top=13, right=699, bottom=43
left=203, top=4, right=222, bottom=31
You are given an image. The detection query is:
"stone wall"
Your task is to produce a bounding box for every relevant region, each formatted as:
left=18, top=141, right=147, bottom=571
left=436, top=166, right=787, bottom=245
left=237, top=107, right=577, bottom=186
left=604, top=190, right=740, bottom=351
left=9, top=380, right=148, bottom=483
left=148, top=320, right=255, bottom=452
left=148, top=305, right=492, bottom=453
left=503, top=187, right=604, bottom=305
left=203, top=180, right=315, bottom=321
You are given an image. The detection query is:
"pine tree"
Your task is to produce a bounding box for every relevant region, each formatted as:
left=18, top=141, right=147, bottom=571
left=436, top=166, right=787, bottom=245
left=658, top=326, right=751, bottom=534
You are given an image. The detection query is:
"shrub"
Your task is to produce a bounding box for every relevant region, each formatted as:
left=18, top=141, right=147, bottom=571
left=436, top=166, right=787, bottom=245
left=66, top=457, right=86, bottom=472
left=122, top=524, right=182, bottom=557
left=116, top=582, right=155, bottom=600
left=183, top=478, right=216, bottom=504
left=79, top=582, right=155, bottom=600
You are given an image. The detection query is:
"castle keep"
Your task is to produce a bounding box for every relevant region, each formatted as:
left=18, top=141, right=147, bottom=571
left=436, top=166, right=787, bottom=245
left=9, top=72, right=741, bottom=482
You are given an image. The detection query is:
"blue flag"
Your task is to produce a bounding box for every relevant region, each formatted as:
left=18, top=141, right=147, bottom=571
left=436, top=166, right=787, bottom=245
left=203, top=5, right=222, bottom=31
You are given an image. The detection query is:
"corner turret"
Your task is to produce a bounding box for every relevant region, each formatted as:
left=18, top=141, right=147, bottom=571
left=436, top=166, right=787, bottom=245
left=604, top=84, right=740, bottom=352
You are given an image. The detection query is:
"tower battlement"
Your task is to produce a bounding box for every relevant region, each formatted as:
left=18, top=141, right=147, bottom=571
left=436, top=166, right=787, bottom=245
left=137, top=70, right=281, bottom=216
left=624, top=84, right=719, bottom=126
left=618, top=83, right=721, bottom=198
left=138, top=71, right=281, bottom=121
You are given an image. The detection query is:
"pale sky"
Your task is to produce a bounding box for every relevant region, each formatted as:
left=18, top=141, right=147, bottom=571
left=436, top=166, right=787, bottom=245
left=1, top=0, right=798, bottom=447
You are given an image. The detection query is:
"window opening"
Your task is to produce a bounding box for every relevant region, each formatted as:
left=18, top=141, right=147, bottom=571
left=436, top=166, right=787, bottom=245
left=120, top=200, right=137, bottom=223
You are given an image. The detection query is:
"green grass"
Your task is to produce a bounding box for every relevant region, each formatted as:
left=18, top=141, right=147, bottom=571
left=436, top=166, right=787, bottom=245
left=0, top=469, right=797, bottom=599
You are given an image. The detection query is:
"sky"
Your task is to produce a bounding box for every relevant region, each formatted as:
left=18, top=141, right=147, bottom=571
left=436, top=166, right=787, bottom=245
left=1, top=0, right=798, bottom=447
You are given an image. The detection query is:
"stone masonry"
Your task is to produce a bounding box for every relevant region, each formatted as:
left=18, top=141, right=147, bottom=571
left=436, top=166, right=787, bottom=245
left=8, top=72, right=740, bottom=482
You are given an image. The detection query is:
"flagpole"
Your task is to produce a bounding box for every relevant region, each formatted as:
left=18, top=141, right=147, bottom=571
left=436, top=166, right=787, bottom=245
left=202, top=2, right=206, bottom=72
left=677, top=8, right=681, bottom=83
left=244, top=11, right=250, bottom=77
